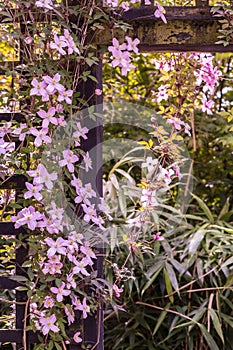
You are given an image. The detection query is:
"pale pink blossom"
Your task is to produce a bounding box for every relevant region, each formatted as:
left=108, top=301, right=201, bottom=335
left=27, top=164, right=57, bottom=190
left=24, top=36, right=33, bottom=44
left=12, top=206, right=43, bottom=230
left=39, top=314, right=59, bottom=335
left=81, top=203, right=97, bottom=223
left=167, top=117, right=183, bottom=131
left=154, top=2, right=167, bottom=24
left=157, top=85, right=169, bottom=102
left=47, top=202, right=64, bottom=221
left=108, top=38, right=127, bottom=55
left=44, top=296, right=55, bottom=308
left=43, top=73, right=64, bottom=94
left=106, top=0, right=118, bottom=6
left=0, top=122, right=11, bottom=137
left=30, top=78, right=48, bottom=100
left=74, top=297, right=90, bottom=319
left=59, top=149, right=79, bottom=173
left=95, top=89, right=102, bottom=95
left=50, top=34, right=67, bottom=55
left=201, top=97, right=214, bottom=115
left=82, top=152, right=92, bottom=172
left=35, top=0, right=53, bottom=10
left=112, top=283, right=123, bottom=297
left=42, top=259, right=63, bottom=275
left=142, top=156, right=158, bottom=172
left=153, top=231, right=164, bottom=241
left=125, top=36, right=140, bottom=53
left=61, top=29, right=80, bottom=55
left=120, top=1, right=130, bottom=11
left=73, top=331, right=82, bottom=343
left=30, top=127, right=51, bottom=147
left=173, top=164, right=182, bottom=180
left=24, top=182, right=43, bottom=201
left=44, top=237, right=67, bottom=257
left=12, top=123, right=29, bottom=141
left=37, top=107, right=58, bottom=128
left=65, top=306, right=75, bottom=325
left=73, top=122, right=89, bottom=141
left=66, top=274, right=76, bottom=289
left=141, top=188, right=158, bottom=207
left=57, top=88, right=73, bottom=104
left=157, top=167, right=174, bottom=185
left=72, top=260, right=90, bottom=276
left=50, top=282, right=71, bottom=302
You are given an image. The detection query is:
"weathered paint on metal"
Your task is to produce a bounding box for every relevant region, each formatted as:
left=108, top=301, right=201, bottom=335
left=97, top=6, right=233, bottom=52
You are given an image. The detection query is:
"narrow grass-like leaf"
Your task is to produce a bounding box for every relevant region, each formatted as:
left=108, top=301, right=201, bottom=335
left=192, top=193, right=214, bottom=223
left=142, top=262, right=164, bottom=296
left=209, top=309, right=224, bottom=344
left=153, top=303, right=170, bottom=335
left=198, top=324, right=220, bottom=350
left=165, top=262, right=179, bottom=295
left=188, top=229, right=206, bottom=255
left=164, top=267, right=174, bottom=303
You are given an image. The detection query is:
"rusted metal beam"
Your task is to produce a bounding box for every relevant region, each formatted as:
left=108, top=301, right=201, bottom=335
left=97, top=6, right=233, bottom=52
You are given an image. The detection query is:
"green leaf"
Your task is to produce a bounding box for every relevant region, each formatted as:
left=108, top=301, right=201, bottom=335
left=188, top=229, right=206, bottom=255
left=142, top=261, right=164, bottom=295
left=221, top=256, right=233, bottom=269
left=188, top=308, right=206, bottom=332
left=22, top=261, right=32, bottom=268
left=217, top=197, right=230, bottom=221
left=209, top=309, right=224, bottom=344
left=9, top=275, right=28, bottom=282
left=54, top=342, right=63, bottom=350
left=163, top=267, right=174, bottom=303
left=192, top=193, right=214, bottom=223
left=198, top=324, right=220, bottom=350
left=165, top=262, right=179, bottom=294
left=48, top=341, right=54, bottom=350
left=16, top=286, right=28, bottom=291
left=153, top=303, right=170, bottom=335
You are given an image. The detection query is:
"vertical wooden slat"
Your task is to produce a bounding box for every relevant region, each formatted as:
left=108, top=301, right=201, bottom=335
left=79, top=57, right=104, bottom=350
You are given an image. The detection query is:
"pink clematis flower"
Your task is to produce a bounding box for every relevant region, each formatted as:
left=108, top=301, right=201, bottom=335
left=30, top=78, right=48, bottom=100
left=72, top=259, right=90, bottom=276
left=59, top=149, right=79, bottom=173
left=73, top=331, right=82, bottom=343
left=12, top=206, right=43, bottom=230
left=37, top=107, right=58, bottom=128
left=108, top=38, right=127, bottom=55
left=39, top=314, right=59, bottom=335
left=44, top=296, right=55, bottom=308
left=43, top=73, right=64, bottom=94
left=12, top=123, right=29, bottom=142
left=125, top=36, right=140, bottom=54
left=112, top=283, right=123, bottom=297
left=154, top=2, right=167, bottom=24
left=57, top=88, right=73, bottom=104
left=30, top=127, right=51, bottom=147
left=50, top=34, right=67, bottom=55
left=45, top=237, right=67, bottom=257
left=75, top=297, right=90, bottom=319
left=64, top=306, right=75, bottom=325
left=35, top=0, right=53, bottom=10
left=50, top=282, right=71, bottom=302
left=24, top=182, right=43, bottom=201
left=27, top=164, right=57, bottom=190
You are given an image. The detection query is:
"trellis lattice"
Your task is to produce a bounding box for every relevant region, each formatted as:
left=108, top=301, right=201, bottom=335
left=0, top=0, right=232, bottom=349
